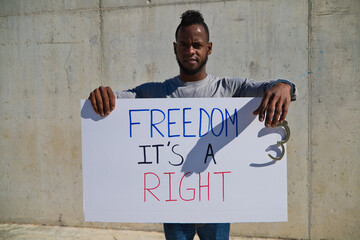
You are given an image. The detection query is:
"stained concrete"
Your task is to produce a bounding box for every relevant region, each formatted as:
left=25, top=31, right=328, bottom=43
left=0, top=0, right=359, bottom=239
left=0, top=0, right=102, bottom=227
left=309, top=0, right=360, bottom=239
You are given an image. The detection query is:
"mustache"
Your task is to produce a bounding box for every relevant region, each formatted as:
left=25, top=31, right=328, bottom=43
left=176, top=54, right=208, bottom=75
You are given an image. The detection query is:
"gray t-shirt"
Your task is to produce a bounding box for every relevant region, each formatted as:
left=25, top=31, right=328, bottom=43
left=115, top=74, right=296, bottom=100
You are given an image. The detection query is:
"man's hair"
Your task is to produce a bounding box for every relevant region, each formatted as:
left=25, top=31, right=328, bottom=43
left=175, top=10, right=210, bottom=42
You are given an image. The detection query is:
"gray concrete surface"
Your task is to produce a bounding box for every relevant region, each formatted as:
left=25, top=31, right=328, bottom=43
left=0, top=0, right=359, bottom=239
left=308, top=1, right=360, bottom=239
left=0, top=224, right=276, bottom=240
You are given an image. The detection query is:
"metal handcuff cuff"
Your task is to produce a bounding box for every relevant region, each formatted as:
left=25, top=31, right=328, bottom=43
left=268, top=120, right=290, bottom=161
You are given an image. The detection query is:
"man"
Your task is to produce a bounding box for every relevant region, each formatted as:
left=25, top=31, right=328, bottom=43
left=89, top=10, right=296, bottom=240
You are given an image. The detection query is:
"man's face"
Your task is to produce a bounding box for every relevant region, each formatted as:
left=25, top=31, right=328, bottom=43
left=174, top=24, right=212, bottom=76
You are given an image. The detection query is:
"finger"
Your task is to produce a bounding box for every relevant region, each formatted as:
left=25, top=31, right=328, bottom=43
left=271, top=101, right=283, bottom=127
left=100, top=86, right=110, bottom=116
left=279, top=101, right=290, bottom=123
left=88, top=91, right=99, bottom=114
left=265, top=95, right=277, bottom=127
left=253, top=106, right=260, bottom=115
left=265, top=105, right=274, bottom=127
left=254, top=93, right=271, bottom=122
left=95, top=87, right=105, bottom=117
left=106, top=86, right=116, bottom=111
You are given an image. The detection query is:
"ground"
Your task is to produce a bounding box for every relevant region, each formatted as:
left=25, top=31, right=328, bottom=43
left=0, top=223, right=277, bottom=240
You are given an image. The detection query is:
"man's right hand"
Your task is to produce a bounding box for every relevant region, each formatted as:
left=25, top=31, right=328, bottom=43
left=88, top=86, right=115, bottom=117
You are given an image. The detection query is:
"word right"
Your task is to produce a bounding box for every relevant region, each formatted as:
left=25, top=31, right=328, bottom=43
left=144, top=171, right=232, bottom=202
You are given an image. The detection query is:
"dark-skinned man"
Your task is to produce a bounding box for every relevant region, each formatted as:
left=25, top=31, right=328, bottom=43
left=88, top=10, right=296, bottom=240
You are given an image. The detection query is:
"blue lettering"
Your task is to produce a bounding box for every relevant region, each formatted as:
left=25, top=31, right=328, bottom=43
left=211, top=108, right=224, bottom=137
left=129, top=109, right=149, bottom=138
left=199, top=108, right=211, bottom=137
left=150, top=109, right=165, bottom=137
left=225, top=108, right=238, bottom=137
left=130, top=107, right=238, bottom=139
left=168, top=108, right=180, bottom=138
left=183, top=108, right=196, bottom=137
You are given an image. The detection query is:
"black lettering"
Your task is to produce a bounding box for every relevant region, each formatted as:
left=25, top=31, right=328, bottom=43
left=169, top=144, right=184, bottom=166
left=138, top=145, right=152, bottom=164
left=152, top=144, right=164, bottom=164
left=204, top=143, right=216, bottom=164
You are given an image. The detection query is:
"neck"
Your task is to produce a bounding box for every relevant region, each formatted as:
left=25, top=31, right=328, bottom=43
left=179, top=69, right=207, bottom=82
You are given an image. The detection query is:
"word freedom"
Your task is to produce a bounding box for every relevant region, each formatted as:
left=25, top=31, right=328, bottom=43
left=129, top=107, right=240, bottom=138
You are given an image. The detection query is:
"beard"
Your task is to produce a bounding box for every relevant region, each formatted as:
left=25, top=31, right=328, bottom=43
left=176, top=54, right=208, bottom=75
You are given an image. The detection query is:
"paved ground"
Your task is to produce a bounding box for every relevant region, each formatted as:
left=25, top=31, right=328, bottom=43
left=0, top=224, right=276, bottom=240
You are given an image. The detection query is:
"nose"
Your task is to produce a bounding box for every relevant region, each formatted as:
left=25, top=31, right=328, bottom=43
left=187, top=45, right=196, bottom=55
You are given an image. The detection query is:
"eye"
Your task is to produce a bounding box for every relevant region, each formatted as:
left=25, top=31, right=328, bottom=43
left=193, top=43, right=202, bottom=49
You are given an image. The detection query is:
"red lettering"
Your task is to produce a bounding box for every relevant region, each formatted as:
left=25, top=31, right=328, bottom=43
left=214, top=171, right=231, bottom=201
left=144, top=172, right=160, bottom=202
left=199, top=172, right=210, bottom=201
left=179, top=172, right=195, bottom=201
left=143, top=171, right=231, bottom=203
left=164, top=172, right=177, bottom=202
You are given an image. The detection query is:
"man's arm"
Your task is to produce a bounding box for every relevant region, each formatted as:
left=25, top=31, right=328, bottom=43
left=253, top=81, right=293, bottom=128
left=88, top=86, right=115, bottom=117
left=88, top=80, right=295, bottom=127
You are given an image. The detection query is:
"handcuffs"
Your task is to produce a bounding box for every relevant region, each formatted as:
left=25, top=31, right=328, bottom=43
left=268, top=120, right=290, bottom=161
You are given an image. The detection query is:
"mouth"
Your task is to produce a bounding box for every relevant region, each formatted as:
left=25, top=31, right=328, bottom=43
left=185, top=58, right=198, bottom=64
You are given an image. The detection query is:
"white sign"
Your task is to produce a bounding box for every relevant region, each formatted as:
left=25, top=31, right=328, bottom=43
left=81, top=98, right=287, bottom=223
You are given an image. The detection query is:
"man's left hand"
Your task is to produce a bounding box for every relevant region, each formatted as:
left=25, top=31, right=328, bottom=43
left=253, top=82, right=292, bottom=128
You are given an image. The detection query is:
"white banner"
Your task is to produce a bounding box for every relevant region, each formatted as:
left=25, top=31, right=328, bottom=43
left=81, top=98, right=287, bottom=223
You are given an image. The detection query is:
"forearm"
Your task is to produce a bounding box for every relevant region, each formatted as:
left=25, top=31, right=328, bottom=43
left=240, top=79, right=297, bottom=101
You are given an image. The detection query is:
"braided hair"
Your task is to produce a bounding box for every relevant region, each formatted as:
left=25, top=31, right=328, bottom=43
left=175, top=10, right=210, bottom=42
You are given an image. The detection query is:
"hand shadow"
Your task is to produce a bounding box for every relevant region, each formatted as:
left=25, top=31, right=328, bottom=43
left=181, top=98, right=259, bottom=176
left=81, top=100, right=104, bottom=121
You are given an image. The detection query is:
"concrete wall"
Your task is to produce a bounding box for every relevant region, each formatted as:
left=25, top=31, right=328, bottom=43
left=309, top=1, right=360, bottom=239
left=0, top=0, right=358, bottom=239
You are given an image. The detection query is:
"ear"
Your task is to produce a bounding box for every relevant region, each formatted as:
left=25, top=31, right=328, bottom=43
left=207, top=42, right=213, bottom=55
left=173, top=42, right=177, bottom=55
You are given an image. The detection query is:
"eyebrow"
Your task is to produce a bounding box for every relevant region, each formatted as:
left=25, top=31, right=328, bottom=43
left=178, top=40, right=204, bottom=44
